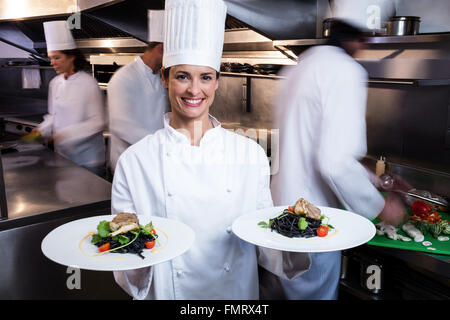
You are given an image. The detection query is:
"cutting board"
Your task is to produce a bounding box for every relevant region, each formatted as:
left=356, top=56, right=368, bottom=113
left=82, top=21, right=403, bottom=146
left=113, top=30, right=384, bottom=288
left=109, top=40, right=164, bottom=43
left=367, top=211, right=450, bottom=255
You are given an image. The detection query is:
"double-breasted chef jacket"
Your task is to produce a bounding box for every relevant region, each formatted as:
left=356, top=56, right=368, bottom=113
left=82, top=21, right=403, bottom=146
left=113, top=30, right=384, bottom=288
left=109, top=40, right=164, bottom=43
left=38, top=71, right=106, bottom=169
left=107, top=56, right=169, bottom=172
left=269, top=45, right=385, bottom=299
left=112, top=113, right=311, bottom=299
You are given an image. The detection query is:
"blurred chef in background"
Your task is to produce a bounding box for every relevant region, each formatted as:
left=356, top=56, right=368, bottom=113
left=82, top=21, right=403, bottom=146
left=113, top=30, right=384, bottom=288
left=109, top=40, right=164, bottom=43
left=34, top=21, right=106, bottom=177
left=107, top=10, right=169, bottom=173
left=265, top=19, right=407, bottom=300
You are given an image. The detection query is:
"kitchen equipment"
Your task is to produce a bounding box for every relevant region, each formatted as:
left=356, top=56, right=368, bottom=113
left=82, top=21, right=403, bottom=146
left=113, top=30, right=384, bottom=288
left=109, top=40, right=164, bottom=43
left=386, top=16, right=420, bottom=36
left=380, top=174, right=448, bottom=207
left=253, top=64, right=282, bottom=75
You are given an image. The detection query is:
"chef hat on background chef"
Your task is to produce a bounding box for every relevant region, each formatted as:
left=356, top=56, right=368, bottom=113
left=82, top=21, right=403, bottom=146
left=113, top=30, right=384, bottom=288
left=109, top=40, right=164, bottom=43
left=43, top=21, right=77, bottom=52
left=163, top=0, right=227, bottom=72
left=148, top=10, right=165, bottom=42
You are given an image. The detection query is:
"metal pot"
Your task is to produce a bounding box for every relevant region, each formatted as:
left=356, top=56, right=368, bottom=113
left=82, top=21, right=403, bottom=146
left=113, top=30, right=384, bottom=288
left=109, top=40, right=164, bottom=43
left=386, top=16, right=420, bottom=36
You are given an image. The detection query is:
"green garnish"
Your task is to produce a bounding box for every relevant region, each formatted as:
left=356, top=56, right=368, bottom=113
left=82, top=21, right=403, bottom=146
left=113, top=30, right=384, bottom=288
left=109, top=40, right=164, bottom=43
left=298, top=217, right=308, bottom=230
left=93, top=230, right=140, bottom=256
left=97, top=220, right=110, bottom=238
left=258, top=221, right=271, bottom=228
left=112, top=234, right=130, bottom=245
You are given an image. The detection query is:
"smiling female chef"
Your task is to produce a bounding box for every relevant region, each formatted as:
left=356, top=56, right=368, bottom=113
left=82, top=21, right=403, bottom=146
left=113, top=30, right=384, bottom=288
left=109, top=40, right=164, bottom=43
left=111, top=0, right=311, bottom=300
left=35, top=21, right=106, bottom=176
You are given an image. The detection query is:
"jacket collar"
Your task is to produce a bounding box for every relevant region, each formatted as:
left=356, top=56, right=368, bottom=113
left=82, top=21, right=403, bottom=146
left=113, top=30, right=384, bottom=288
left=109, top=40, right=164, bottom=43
left=136, top=56, right=157, bottom=77
left=62, top=71, right=82, bottom=81
left=163, top=112, right=224, bottom=149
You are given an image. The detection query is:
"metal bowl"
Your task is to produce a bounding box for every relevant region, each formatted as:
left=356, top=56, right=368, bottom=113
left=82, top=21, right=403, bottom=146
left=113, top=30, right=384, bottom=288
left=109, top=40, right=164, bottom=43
left=386, top=16, right=420, bottom=36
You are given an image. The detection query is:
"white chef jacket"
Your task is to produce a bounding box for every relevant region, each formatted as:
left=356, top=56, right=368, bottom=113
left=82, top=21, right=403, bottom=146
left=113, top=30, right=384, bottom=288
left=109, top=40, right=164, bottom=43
left=107, top=56, right=169, bottom=172
left=269, top=46, right=385, bottom=299
left=112, top=113, right=311, bottom=300
left=38, top=71, right=106, bottom=168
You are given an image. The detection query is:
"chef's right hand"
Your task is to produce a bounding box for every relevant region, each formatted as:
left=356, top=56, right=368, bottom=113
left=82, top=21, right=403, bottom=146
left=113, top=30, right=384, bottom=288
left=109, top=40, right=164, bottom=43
left=377, top=192, right=408, bottom=227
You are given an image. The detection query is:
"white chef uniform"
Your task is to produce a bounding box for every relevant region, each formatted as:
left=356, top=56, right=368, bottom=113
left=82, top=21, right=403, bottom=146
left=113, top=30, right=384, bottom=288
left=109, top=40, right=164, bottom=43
left=107, top=10, right=168, bottom=172
left=111, top=0, right=310, bottom=300
left=269, top=45, right=385, bottom=299
left=39, top=21, right=106, bottom=170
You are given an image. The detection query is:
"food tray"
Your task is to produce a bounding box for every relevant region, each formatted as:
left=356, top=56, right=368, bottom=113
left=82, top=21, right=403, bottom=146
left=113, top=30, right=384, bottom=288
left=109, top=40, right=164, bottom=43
left=367, top=211, right=450, bottom=256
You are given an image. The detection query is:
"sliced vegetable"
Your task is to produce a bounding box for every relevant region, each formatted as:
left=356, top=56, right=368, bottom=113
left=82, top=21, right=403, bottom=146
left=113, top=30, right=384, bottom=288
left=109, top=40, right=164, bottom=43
left=288, top=206, right=295, bottom=213
left=316, top=226, right=329, bottom=237
left=98, top=242, right=111, bottom=252
left=145, top=241, right=156, bottom=249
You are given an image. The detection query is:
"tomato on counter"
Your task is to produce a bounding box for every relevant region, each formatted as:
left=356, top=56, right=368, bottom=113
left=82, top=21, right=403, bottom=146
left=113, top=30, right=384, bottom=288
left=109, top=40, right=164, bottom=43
left=411, top=201, right=432, bottom=217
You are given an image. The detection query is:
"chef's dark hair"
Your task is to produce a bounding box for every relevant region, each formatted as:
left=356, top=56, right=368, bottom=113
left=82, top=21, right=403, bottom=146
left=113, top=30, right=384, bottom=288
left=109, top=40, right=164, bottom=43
left=325, top=19, right=366, bottom=48
left=162, top=67, right=220, bottom=81
left=60, top=49, right=89, bottom=72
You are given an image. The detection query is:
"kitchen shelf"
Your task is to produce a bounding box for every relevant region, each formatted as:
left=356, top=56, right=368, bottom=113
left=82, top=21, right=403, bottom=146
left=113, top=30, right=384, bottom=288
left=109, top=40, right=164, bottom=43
left=368, top=78, right=450, bottom=86
left=273, top=33, right=450, bottom=48
left=220, top=71, right=285, bottom=80
left=219, top=73, right=450, bottom=87
left=1, top=65, right=52, bottom=69
left=365, top=32, right=450, bottom=44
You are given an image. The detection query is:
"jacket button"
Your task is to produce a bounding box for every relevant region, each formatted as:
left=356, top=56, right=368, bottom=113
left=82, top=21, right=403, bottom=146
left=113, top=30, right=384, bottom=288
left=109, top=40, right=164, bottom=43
left=226, top=188, right=232, bottom=193
left=168, top=192, right=173, bottom=197
left=226, top=226, right=232, bottom=234
left=176, top=270, right=183, bottom=277
left=224, top=264, right=230, bottom=272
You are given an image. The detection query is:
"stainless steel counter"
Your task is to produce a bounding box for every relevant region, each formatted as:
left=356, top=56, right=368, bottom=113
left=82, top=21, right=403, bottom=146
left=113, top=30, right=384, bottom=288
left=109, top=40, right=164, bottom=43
left=0, top=140, right=111, bottom=229
left=0, top=140, right=129, bottom=299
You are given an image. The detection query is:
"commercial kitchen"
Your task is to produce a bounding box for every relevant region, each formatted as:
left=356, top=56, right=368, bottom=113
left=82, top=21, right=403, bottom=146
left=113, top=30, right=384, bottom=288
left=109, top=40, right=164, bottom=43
left=0, top=0, right=449, bottom=300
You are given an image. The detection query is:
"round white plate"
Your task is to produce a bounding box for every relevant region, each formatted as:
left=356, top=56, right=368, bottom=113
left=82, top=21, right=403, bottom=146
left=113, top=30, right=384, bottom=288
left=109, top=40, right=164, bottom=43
left=42, top=215, right=195, bottom=271
left=232, top=206, right=376, bottom=253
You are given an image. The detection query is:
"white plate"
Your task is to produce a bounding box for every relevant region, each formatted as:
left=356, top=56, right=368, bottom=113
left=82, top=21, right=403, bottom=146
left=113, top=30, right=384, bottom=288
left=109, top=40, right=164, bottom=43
left=42, top=215, right=195, bottom=271
left=232, top=206, right=376, bottom=253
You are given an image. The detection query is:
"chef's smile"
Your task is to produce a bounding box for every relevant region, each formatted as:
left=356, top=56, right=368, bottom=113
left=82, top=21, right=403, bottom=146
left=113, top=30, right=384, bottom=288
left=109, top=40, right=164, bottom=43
left=182, top=97, right=205, bottom=107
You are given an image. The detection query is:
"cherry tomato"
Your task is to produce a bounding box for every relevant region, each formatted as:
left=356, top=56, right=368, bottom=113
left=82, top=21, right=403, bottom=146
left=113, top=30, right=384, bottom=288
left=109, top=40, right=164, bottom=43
left=411, top=201, right=432, bottom=217
left=99, top=242, right=111, bottom=252
left=145, top=241, right=155, bottom=249
left=316, top=226, right=329, bottom=237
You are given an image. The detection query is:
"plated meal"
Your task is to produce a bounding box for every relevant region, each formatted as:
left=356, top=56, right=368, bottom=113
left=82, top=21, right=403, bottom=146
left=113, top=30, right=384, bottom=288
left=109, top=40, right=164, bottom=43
left=258, top=198, right=334, bottom=238
left=91, top=212, right=159, bottom=259
left=41, top=214, right=195, bottom=271
left=232, top=198, right=376, bottom=253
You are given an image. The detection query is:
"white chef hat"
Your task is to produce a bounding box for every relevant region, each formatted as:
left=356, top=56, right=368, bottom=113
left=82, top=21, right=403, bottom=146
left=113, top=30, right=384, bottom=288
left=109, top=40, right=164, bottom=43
left=163, top=0, right=227, bottom=72
left=43, top=21, right=77, bottom=52
left=148, top=10, right=165, bottom=42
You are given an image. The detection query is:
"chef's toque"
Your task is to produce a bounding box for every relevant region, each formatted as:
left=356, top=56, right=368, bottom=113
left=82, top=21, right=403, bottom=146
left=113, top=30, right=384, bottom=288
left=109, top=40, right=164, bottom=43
left=148, top=10, right=165, bottom=42
left=43, top=21, right=77, bottom=52
left=163, top=0, right=227, bottom=72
